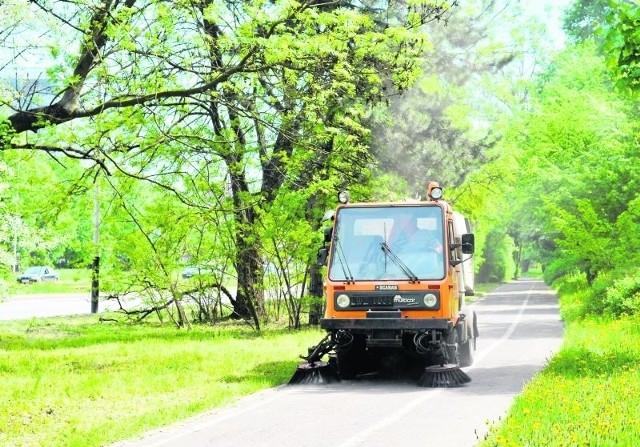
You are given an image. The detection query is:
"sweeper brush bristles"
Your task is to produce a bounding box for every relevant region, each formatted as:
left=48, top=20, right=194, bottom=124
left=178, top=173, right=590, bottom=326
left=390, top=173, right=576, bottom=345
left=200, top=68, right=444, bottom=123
left=417, top=364, right=471, bottom=388
left=288, top=361, right=339, bottom=385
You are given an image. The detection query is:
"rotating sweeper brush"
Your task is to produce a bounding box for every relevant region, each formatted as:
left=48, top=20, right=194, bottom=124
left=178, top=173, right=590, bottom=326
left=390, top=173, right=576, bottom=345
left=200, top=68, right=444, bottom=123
left=288, top=334, right=339, bottom=385
left=417, top=364, right=471, bottom=388
left=288, top=360, right=338, bottom=385
left=414, top=329, right=472, bottom=387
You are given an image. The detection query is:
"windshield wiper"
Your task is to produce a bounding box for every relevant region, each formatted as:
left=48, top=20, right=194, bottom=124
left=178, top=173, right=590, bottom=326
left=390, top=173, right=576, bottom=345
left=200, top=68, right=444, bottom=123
left=334, top=237, right=354, bottom=283
left=380, top=241, right=419, bottom=282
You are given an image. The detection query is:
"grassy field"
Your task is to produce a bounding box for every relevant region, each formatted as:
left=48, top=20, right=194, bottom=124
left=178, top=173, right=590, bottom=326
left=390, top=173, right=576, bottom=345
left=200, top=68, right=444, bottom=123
left=3, top=278, right=639, bottom=446
left=0, top=316, right=324, bottom=447
left=479, top=288, right=640, bottom=446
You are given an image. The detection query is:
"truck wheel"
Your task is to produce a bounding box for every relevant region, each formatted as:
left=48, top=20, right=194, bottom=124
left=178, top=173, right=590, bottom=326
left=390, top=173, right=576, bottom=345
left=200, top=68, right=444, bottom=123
left=459, top=336, right=475, bottom=367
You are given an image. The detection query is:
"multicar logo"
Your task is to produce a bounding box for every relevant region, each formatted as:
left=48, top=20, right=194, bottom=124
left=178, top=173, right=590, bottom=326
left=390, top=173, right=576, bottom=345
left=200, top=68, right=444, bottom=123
left=393, top=295, right=417, bottom=305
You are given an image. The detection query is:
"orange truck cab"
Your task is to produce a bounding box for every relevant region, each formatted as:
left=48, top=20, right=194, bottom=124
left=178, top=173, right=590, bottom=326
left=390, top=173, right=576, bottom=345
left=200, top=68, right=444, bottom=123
left=317, top=184, right=478, bottom=379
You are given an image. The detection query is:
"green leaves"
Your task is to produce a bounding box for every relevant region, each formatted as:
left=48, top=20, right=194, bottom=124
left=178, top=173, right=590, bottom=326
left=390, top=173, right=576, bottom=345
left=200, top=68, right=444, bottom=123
left=1, top=0, right=457, bottom=325
left=603, top=1, right=640, bottom=95
left=462, top=33, right=640, bottom=290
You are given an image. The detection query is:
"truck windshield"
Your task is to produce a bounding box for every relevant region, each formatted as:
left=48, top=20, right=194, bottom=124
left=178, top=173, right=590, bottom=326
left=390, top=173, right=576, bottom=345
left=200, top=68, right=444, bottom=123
left=328, top=205, right=445, bottom=281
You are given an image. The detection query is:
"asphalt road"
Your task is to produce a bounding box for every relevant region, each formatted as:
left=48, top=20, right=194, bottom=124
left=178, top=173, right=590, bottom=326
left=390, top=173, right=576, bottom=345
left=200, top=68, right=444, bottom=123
left=109, top=278, right=564, bottom=447
left=0, top=293, right=129, bottom=320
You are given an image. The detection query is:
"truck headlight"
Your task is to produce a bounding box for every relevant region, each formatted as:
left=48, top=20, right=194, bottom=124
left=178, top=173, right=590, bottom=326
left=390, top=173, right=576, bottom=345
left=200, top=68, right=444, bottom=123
left=430, top=187, right=443, bottom=200
left=423, top=293, right=438, bottom=308
left=338, top=191, right=350, bottom=204
left=336, top=294, right=351, bottom=308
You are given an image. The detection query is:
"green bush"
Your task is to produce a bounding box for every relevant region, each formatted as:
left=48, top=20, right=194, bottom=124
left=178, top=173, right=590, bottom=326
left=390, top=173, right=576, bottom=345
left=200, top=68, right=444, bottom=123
left=552, top=273, right=589, bottom=322
left=575, top=271, right=640, bottom=318
left=579, top=273, right=612, bottom=317
left=602, top=273, right=640, bottom=317
left=542, top=257, right=579, bottom=286
left=477, top=229, right=515, bottom=283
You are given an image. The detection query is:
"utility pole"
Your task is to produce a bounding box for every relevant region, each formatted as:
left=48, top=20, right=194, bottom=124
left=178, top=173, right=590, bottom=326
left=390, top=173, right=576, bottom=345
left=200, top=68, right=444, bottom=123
left=12, top=218, right=18, bottom=273
left=91, top=179, right=100, bottom=313
left=11, top=209, right=21, bottom=273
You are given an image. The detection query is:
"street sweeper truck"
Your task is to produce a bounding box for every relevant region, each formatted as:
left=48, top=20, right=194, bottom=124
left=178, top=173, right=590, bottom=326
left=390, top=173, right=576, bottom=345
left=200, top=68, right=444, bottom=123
left=289, top=182, right=478, bottom=387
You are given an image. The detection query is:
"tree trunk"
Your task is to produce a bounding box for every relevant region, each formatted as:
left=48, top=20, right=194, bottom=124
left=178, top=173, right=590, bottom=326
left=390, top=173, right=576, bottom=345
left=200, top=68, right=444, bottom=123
left=174, top=299, right=191, bottom=329
left=303, top=188, right=333, bottom=326
left=233, top=232, right=262, bottom=330
left=586, top=268, right=597, bottom=286
left=308, top=262, right=323, bottom=325
left=227, top=163, right=263, bottom=329
left=91, top=256, right=100, bottom=314
left=513, top=243, right=522, bottom=279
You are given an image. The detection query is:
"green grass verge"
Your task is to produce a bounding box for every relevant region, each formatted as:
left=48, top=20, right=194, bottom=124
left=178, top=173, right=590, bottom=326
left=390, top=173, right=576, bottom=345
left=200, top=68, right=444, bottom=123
left=473, top=281, right=505, bottom=297
left=0, top=316, right=324, bottom=447
left=479, top=315, right=640, bottom=446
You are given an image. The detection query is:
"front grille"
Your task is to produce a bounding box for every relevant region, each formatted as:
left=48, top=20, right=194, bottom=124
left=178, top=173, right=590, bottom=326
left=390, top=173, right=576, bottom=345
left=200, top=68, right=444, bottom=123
left=352, top=295, right=394, bottom=307
left=334, top=291, right=439, bottom=310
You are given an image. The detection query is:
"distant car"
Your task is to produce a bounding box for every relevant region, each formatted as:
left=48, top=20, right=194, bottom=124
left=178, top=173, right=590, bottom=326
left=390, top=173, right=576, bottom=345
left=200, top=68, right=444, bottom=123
left=17, top=266, right=60, bottom=284
left=181, top=266, right=212, bottom=279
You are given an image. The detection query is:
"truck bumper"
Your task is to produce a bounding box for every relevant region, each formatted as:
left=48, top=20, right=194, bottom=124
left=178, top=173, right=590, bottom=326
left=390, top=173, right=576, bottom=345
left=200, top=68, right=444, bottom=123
left=320, top=318, right=451, bottom=331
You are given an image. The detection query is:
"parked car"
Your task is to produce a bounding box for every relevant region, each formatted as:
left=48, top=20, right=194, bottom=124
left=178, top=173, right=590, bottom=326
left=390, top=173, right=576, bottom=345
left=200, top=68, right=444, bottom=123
left=181, top=265, right=213, bottom=279
left=17, top=266, right=60, bottom=284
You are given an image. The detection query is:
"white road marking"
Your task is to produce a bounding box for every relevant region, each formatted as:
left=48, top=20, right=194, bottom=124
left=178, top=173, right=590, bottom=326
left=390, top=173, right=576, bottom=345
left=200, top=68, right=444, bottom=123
left=336, top=281, right=536, bottom=447
left=470, top=282, right=533, bottom=368
left=112, top=388, right=295, bottom=447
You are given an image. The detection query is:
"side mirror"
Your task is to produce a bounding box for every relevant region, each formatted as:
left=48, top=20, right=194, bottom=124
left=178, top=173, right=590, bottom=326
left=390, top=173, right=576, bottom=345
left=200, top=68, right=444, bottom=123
left=323, top=226, right=333, bottom=243
left=317, top=247, right=329, bottom=266
left=461, top=234, right=475, bottom=255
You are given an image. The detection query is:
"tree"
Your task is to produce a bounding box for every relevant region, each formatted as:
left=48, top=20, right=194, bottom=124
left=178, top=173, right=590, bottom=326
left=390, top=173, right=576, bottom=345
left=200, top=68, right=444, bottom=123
left=603, top=0, right=640, bottom=95
left=0, top=150, right=92, bottom=270
left=563, top=0, right=611, bottom=44
left=367, top=0, right=538, bottom=194
left=1, top=0, right=453, bottom=328
left=469, top=41, right=640, bottom=286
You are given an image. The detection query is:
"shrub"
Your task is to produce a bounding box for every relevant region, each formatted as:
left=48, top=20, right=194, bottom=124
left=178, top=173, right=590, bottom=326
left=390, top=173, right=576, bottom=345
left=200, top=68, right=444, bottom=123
left=542, top=257, right=579, bottom=286
left=579, top=273, right=612, bottom=316
left=553, top=273, right=590, bottom=322
left=476, top=229, right=515, bottom=283
left=577, top=271, right=640, bottom=318
left=602, top=273, right=640, bottom=317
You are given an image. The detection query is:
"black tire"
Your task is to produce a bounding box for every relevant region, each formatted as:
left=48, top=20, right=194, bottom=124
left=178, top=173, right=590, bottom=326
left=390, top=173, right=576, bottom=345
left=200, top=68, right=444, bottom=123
left=459, top=336, right=475, bottom=367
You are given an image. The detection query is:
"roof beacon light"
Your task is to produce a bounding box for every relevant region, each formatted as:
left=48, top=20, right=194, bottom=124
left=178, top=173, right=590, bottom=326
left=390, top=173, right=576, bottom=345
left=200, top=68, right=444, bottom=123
left=427, top=182, right=443, bottom=201
left=338, top=191, right=350, bottom=204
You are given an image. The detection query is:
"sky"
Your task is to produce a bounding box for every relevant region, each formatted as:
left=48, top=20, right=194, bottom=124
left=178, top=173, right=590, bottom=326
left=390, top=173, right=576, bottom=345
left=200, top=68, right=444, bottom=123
left=522, top=0, right=576, bottom=48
